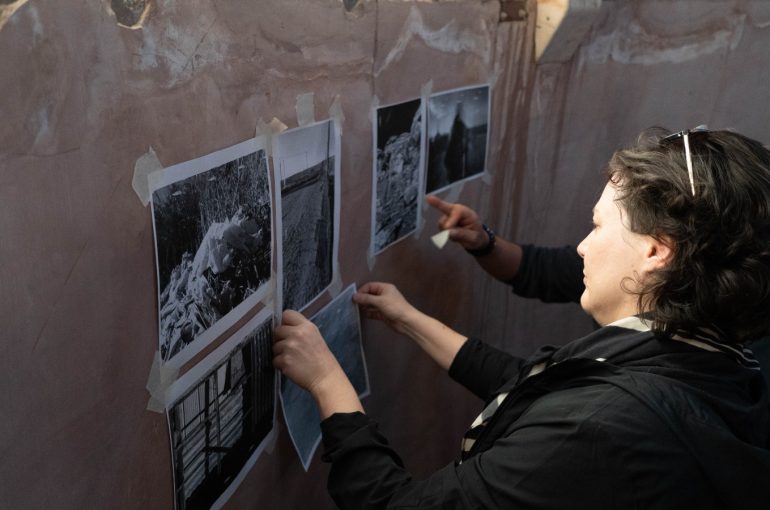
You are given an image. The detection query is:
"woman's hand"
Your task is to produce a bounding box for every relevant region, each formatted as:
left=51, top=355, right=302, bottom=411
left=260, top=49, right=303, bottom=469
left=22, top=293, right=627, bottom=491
left=273, top=310, right=364, bottom=418
left=353, top=282, right=417, bottom=335
left=355, top=282, right=468, bottom=371
left=426, top=195, right=487, bottom=250
left=273, top=310, right=345, bottom=394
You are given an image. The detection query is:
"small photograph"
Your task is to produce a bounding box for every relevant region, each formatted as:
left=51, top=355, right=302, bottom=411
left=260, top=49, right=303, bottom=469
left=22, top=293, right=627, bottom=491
left=151, top=138, right=273, bottom=367
left=166, top=310, right=275, bottom=510
left=372, top=98, right=426, bottom=255
left=280, top=284, right=369, bottom=470
left=274, top=120, right=340, bottom=312
left=426, top=84, right=490, bottom=194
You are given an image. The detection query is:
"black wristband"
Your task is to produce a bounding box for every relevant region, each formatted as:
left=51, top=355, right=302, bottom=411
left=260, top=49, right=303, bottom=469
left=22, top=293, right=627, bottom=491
left=466, top=224, right=496, bottom=257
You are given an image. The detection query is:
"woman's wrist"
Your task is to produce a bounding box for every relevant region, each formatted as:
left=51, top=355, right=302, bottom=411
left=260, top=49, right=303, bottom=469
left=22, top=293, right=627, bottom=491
left=311, top=367, right=364, bottom=419
left=397, top=306, right=426, bottom=337
left=308, top=365, right=346, bottom=400
left=466, top=224, right=496, bottom=256
left=402, top=312, right=467, bottom=370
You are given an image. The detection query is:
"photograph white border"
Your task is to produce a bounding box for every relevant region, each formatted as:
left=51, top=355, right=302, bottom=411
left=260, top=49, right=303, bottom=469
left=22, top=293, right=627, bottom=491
left=150, top=136, right=274, bottom=369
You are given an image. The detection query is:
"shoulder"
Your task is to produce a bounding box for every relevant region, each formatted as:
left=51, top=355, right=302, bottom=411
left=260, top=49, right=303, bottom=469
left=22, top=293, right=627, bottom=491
left=516, top=382, right=670, bottom=437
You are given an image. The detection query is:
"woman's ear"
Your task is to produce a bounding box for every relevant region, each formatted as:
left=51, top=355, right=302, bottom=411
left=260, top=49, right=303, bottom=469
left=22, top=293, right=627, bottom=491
left=644, top=235, right=675, bottom=271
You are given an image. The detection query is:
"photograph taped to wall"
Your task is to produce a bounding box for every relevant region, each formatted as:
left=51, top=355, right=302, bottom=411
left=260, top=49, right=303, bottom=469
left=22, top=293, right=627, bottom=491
left=280, top=284, right=370, bottom=471
left=150, top=138, right=273, bottom=368
left=273, top=119, right=340, bottom=313
left=372, top=98, right=426, bottom=255
left=165, top=308, right=276, bottom=510
left=426, top=84, right=490, bottom=194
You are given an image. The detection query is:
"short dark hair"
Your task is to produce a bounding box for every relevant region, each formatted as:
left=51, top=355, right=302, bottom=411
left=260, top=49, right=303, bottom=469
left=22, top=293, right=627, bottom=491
left=608, top=127, right=770, bottom=345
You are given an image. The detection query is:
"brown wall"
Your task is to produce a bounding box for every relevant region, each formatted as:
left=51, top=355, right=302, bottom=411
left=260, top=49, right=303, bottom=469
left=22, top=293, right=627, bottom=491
left=1, top=0, right=768, bottom=508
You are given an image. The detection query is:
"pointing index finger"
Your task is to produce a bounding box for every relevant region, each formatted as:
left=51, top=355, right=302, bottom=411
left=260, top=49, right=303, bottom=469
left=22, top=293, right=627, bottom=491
left=426, top=195, right=454, bottom=215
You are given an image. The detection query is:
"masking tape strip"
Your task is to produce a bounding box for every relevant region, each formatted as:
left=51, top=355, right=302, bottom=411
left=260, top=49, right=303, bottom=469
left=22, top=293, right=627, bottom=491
left=431, top=229, right=450, bottom=249
left=132, top=147, right=163, bottom=207
left=259, top=275, right=276, bottom=313
left=255, top=118, right=271, bottom=150
left=256, top=117, right=288, bottom=158
left=328, top=95, right=346, bottom=136
left=270, top=117, right=288, bottom=133
left=147, top=168, right=163, bottom=196
left=420, top=79, right=434, bottom=99
left=295, top=92, right=316, bottom=127
left=145, top=350, right=179, bottom=413
left=147, top=396, right=165, bottom=413
left=489, top=65, right=502, bottom=91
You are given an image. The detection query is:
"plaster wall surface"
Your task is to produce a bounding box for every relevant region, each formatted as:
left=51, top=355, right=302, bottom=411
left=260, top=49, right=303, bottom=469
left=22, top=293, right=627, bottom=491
left=0, top=0, right=768, bottom=508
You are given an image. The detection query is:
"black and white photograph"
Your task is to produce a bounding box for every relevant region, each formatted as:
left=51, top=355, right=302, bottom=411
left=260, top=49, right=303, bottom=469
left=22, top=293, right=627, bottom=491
left=372, top=98, right=426, bottom=255
left=165, top=309, right=276, bottom=510
left=426, top=84, right=490, bottom=194
left=150, top=138, right=273, bottom=368
left=273, top=120, right=340, bottom=312
left=280, top=284, right=369, bottom=470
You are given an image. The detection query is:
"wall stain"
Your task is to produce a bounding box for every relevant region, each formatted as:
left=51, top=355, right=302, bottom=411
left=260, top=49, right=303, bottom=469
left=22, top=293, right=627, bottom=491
left=0, top=0, right=31, bottom=32
left=110, top=0, right=151, bottom=29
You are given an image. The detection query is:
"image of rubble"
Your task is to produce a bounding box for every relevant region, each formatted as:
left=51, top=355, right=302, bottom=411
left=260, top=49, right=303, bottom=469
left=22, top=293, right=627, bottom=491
left=152, top=150, right=272, bottom=364
left=374, top=98, right=423, bottom=254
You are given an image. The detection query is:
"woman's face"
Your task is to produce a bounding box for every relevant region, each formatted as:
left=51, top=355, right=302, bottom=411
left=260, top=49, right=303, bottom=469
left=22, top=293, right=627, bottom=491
left=577, top=182, right=653, bottom=325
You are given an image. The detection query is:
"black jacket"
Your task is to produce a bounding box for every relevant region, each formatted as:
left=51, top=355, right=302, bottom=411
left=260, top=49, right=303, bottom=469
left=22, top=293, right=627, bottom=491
left=320, top=246, right=770, bottom=509
left=508, top=244, right=584, bottom=304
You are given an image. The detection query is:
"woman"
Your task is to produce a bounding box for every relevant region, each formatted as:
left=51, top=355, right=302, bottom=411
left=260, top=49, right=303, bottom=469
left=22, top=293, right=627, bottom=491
left=273, top=128, right=770, bottom=509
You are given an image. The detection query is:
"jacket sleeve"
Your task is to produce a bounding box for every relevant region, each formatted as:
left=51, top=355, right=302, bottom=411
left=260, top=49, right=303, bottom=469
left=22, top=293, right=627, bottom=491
left=447, top=337, right=525, bottom=401
left=320, top=386, right=626, bottom=510
left=509, top=244, right=584, bottom=304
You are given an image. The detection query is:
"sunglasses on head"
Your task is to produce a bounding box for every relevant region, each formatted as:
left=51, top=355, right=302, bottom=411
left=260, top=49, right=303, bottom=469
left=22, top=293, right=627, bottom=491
left=660, top=125, right=709, bottom=197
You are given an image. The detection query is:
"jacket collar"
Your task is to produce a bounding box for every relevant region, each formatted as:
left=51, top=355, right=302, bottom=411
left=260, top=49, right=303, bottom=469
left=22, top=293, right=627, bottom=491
left=517, top=315, right=760, bottom=387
